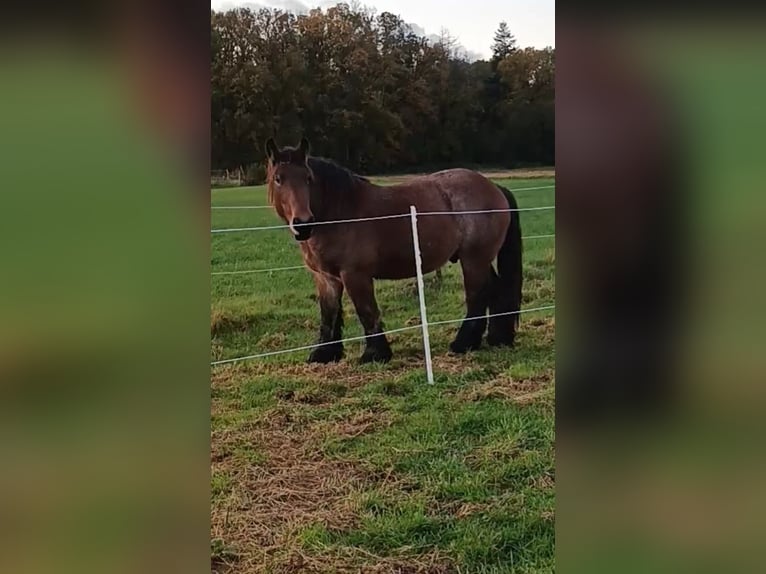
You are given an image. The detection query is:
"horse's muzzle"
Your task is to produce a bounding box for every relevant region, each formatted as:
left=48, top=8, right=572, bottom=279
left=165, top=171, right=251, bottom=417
left=292, top=217, right=315, bottom=241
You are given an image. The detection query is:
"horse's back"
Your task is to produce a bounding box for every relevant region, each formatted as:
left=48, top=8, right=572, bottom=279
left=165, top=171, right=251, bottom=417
left=425, top=168, right=507, bottom=210
left=387, top=168, right=504, bottom=208
left=419, top=168, right=511, bottom=259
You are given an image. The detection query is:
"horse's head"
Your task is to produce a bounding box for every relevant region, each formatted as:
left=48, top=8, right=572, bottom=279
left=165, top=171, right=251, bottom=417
left=265, top=137, right=315, bottom=241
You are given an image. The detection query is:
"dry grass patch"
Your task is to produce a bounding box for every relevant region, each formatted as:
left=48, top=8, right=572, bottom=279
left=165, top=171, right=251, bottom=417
left=211, top=393, right=419, bottom=573
left=211, top=414, right=370, bottom=572
left=456, top=373, right=552, bottom=403
left=272, top=546, right=456, bottom=574
left=212, top=357, right=444, bottom=392
left=326, top=410, right=393, bottom=440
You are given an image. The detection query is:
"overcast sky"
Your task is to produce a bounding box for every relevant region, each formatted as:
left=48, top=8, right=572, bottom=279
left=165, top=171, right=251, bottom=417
left=210, top=0, right=555, bottom=61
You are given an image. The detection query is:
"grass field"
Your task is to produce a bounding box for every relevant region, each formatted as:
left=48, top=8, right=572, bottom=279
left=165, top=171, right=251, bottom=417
left=211, top=176, right=555, bottom=573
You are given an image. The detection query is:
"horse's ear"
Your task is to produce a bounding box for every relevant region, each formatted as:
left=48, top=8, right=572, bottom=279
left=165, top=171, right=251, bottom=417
left=265, top=138, right=278, bottom=162
left=298, top=137, right=310, bottom=157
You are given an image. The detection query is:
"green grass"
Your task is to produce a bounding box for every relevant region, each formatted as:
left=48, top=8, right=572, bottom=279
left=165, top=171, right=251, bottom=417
left=210, top=178, right=554, bottom=573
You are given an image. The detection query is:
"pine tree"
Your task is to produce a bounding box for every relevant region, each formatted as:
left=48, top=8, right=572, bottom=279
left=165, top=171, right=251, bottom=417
left=492, top=21, right=516, bottom=61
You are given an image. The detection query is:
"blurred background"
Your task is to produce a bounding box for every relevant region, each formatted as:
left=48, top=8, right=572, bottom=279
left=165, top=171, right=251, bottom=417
left=556, top=8, right=766, bottom=574
left=0, top=1, right=209, bottom=573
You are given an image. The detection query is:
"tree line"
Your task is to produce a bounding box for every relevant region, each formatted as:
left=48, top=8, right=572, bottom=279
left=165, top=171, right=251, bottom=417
left=211, top=4, right=554, bottom=181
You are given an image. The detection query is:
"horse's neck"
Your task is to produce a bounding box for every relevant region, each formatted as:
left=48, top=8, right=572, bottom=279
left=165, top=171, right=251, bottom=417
left=318, top=178, right=375, bottom=220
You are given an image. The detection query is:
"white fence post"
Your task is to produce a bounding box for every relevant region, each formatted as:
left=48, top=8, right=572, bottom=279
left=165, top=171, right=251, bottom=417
left=409, top=205, right=435, bottom=385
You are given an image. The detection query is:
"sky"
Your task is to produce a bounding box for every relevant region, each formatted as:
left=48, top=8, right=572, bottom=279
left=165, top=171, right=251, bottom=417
left=210, top=0, right=555, bottom=61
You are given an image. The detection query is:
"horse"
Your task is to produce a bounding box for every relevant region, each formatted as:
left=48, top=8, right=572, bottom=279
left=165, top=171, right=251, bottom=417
left=265, top=137, right=523, bottom=364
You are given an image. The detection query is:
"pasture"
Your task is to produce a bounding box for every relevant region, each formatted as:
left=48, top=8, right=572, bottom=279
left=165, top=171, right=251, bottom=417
left=211, top=175, right=555, bottom=573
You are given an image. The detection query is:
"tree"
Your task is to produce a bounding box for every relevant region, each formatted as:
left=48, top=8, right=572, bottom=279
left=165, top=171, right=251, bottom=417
left=491, top=21, right=516, bottom=62
left=210, top=5, right=554, bottom=176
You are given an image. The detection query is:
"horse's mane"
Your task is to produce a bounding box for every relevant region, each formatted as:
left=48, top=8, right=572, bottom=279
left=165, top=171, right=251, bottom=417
left=267, top=149, right=369, bottom=208
left=307, top=156, right=370, bottom=194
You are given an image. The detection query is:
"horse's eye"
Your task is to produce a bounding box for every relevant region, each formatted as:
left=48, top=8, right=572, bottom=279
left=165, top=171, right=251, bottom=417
left=306, top=176, right=312, bottom=184
left=274, top=174, right=282, bottom=185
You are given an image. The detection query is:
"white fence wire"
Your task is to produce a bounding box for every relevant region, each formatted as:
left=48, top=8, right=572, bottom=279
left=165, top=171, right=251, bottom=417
left=211, top=205, right=555, bottom=234
left=211, top=305, right=555, bottom=367
left=211, top=325, right=421, bottom=366
left=212, top=265, right=305, bottom=276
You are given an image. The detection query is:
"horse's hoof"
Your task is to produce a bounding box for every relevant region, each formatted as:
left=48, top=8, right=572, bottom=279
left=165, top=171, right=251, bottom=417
left=360, top=346, right=393, bottom=364
left=449, top=339, right=482, bottom=354
left=487, top=333, right=515, bottom=347
left=307, top=345, right=344, bottom=364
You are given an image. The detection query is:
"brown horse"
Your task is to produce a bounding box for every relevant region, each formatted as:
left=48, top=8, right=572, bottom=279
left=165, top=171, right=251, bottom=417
left=266, top=137, right=523, bottom=364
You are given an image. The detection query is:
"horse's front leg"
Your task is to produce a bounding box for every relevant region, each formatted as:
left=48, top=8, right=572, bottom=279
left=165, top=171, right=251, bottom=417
left=307, top=273, right=344, bottom=364
left=341, top=271, right=392, bottom=364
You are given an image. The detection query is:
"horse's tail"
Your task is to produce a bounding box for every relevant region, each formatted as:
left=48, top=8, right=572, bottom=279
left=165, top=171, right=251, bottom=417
left=495, top=184, right=523, bottom=328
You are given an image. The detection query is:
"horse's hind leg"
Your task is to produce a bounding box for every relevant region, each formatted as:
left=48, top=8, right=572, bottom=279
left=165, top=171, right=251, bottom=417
left=450, top=258, right=493, bottom=354
left=487, top=265, right=517, bottom=347
left=341, top=271, right=393, bottom=364
left=308, top=273, right=344, bottom=363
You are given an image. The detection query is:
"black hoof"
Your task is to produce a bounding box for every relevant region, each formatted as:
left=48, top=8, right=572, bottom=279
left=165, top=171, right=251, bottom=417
left=307, top=344, right=344, bottom=364
left=360, top=345, right=393, bottom=364
left=487, top=332, right=515, bottom=347
left=449, top=338, right=482, bottom=354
